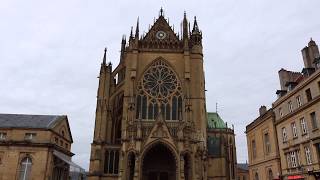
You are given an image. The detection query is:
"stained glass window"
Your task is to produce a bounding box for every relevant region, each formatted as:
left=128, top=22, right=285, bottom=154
left=136, top=59, right=182, bottom=120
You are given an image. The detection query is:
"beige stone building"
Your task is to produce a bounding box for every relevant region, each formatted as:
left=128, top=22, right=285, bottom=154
left=0, top=114, right=74, bottom=180
left=246, top=39, right=320, bottom=180
left=273, top=39, right=320, bottom=180
left=246, top=107, right=281, bottom=180
left=207, top=112, right=237, bottom=180
left=88, top=9, right=237, bottom=180
left=237, top=163, right=249, bottom=180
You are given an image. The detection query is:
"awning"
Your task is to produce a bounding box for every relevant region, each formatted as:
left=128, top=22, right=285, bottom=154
left=288, top=175, right=304, bottom=179
left=53, top=150, right=77, bottom=166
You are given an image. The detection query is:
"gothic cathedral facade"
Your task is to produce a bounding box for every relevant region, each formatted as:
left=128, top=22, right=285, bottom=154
left=88, top=9, right=236, bottom=180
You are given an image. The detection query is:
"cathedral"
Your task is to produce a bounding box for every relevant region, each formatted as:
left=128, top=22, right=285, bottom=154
left=88, top=9, right=237, bottom=180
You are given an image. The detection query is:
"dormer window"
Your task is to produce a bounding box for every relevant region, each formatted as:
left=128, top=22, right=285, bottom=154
left=0, top=132, right=7, bottom=140
left=287, top=82, right=298, bottom=91
left=25, top=133, right=36, bottom=140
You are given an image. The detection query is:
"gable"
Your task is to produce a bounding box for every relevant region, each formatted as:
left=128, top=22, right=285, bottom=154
left=142, top=16, right=180, bottom=43
left=51, top=116, right=73, bottom=143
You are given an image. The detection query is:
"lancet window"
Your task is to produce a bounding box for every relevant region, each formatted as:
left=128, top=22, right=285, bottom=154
left=136, top=59, right=183, bottom=120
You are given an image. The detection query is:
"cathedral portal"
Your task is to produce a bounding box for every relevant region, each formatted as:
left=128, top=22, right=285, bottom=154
left=141, top=143, right=177, bottom=180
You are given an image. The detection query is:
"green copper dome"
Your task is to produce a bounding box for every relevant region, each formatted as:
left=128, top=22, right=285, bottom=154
left=207, top=112, right=226, bottom=129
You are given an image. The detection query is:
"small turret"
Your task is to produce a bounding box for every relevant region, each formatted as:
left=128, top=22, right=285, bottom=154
left=302, top=38, right=319, bottom=68
left=190, top=16, right=202, bottom=46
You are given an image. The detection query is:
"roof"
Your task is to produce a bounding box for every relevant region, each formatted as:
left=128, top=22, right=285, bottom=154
left=237, top=163, right=249, bottom=171
left=207, top=112, right=226, bottom=129
left=0, top=114, right=65, bottom=129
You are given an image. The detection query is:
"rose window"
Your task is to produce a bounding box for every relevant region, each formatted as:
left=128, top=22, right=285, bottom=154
left=136, top=59, right=183, bottom=121
left=142, top=61, right=178, bottom=99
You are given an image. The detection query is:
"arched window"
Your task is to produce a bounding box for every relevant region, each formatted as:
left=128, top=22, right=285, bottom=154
left=268, top=169, right=273, bottom=180
left=136, top=59, right=183, bottom=121
left=255, top=172, right=259, bottom=180
left=18, top=157, right=32, bottom=180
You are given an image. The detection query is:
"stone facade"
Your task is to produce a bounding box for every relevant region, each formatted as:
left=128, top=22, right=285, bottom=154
left=207, top=113, right=237, bottom=180
left=0, top=114, right=74, bottom=180
left=88, top=9, right=237, bottom=180
left=246, top=108, right=281, bottom=180
left=237, top=163, right=249, bottom=180
left=246, top=39, right=320, bottom=180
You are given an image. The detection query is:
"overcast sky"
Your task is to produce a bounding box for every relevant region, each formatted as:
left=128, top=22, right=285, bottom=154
left=1, top=0, right=320, bottom=170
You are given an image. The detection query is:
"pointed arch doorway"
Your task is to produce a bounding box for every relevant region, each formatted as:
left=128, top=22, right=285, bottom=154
left=141, top=143, right=177, bottom=180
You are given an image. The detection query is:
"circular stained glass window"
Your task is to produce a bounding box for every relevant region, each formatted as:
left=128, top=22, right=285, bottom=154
left=142, top=60, right=178, bottom=99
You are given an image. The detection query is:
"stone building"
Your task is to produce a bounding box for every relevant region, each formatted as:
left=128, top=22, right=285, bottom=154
left=246, top=39, right=320, bottom=180
left=273, top=39, right=320, bottom=180
left=246, top=107, right=281, bottom=180
left=237, top=163, right=249, bottom=180
left=207, top=112, right=237, bottom=180
left=0, top=114, right=74, bottom=180
left=88, top=9, right=237, bottom=180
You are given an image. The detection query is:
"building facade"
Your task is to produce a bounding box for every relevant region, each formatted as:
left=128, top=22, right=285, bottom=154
left=246, top=107, right=281, bottom=180
left=0, top=114, right=74, bottom=180
left=207, top=112, right=237, bottom=180
left=88, top=9, right=237, bottom=180
left=246, top=39, right=320, bottom=180
left=237, top=163, right=249, bottom=180
left=273, top=39, right=320, bottom=180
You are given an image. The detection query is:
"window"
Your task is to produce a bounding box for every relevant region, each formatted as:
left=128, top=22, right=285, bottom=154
left=310, top=112, right=318, bottom=129
left=305, top=89, right=312, bottom=102
left=104, top=149, right=119, bottom=174
left=288, top=101, right=294, bottom=113
left=18, top=157, right=32, bottom=180
left=282, top=127, right=287, bottom=142
left=318, top=81, right=320, bottom=93
left=24, top=133, right=36, bottom=140
left=287, top=154, right=291, bottom=168
left=264, top=133, right=271, bottom=154
left=54, top=137, right=58, bottom=143
left=279, top=108, right=283, bottom=118
left=268, top=169, right=273, bottom=180
left=136, top=59, right=183, bottom=121
left=304, top=146, right=312, bottom=164
left=0, top=132, right=7, bottom=140
left=291, top=122, right=298, bottom=138
left=296, top=96, right=302, bottom=107
left=254, top=172, right=259, bottom=180
left=300, top=118, right=308, bottom=134
left=290, top=151, right=298, bottom=167
left=252, top=140, right=256, bottom=159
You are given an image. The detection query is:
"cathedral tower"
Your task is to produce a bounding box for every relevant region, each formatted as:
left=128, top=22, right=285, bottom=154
left=88, top=9, right=208, bottom=180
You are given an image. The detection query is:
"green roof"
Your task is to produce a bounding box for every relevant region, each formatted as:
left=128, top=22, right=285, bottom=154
left=207, top=112, right=226, bottom=129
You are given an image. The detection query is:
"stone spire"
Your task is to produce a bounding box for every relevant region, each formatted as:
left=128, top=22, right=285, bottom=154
left=192, top=16, right=200, bottom=34
left=135, top=17, right=139, bottom=39
left=102, top=48, right=107, bottom=65
left=182, top=11, right=189, bottom=40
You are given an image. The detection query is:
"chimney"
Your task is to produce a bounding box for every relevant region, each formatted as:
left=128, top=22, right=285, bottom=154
left=301, top=38, right=319, bottom=71
left=259, top=105, right=267, bottom=116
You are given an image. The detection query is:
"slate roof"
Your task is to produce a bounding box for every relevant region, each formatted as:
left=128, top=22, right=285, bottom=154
left=237, top=163, right=249, bottom=171
left=0, top=114, right=64, bottom=129
left=207, top=112, right=227, bottom=129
